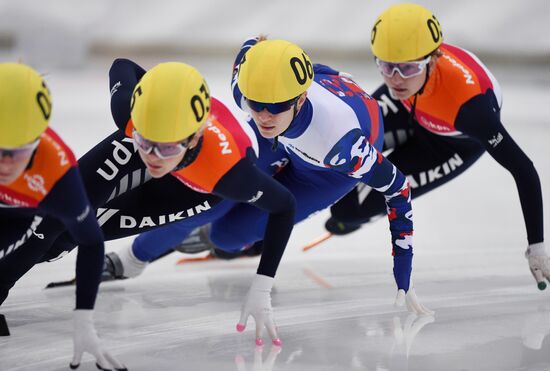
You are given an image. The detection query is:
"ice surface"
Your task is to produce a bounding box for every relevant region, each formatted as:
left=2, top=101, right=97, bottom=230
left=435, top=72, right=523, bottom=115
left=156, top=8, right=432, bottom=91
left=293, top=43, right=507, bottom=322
left=0, top=61, right=549, bottom=371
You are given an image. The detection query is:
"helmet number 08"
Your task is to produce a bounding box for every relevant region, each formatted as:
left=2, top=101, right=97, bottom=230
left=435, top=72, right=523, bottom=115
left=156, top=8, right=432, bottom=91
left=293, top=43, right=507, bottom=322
left=36, top=81, right=52, bottom=120
left=190, top=83, right=210, bottom=123
left=290, top=53, right=313, bottom=86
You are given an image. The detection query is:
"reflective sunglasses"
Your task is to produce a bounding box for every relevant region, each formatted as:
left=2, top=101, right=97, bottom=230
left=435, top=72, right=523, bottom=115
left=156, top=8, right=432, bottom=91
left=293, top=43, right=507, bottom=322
left=375, top=56, right=431, bottom=79
left=245, top=96, right=299, bottom=114
left=132, top=130, right=192, bottom=160
left=0, top=139, right=40, bottom=160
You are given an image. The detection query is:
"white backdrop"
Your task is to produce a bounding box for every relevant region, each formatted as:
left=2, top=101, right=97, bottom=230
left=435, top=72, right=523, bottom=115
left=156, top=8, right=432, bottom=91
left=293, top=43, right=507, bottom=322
left=0, top=0, right=549, bottom=68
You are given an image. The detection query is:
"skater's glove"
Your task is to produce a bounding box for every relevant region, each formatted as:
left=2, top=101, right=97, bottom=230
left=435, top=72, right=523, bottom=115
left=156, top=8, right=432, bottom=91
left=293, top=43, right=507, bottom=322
left=70, top=310, right=127, bottom=371
left=236, top=274, right=282, bottom=347
left=525, top=242, right=550, bottom=290
left=235, top=344, right=282, bottom=371
left=394, top=283, right=434, bottom=316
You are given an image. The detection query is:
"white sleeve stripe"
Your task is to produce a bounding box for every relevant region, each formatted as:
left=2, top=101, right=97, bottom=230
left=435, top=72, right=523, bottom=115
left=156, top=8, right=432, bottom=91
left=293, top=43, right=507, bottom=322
left=373, top=165, right=397, bottom=193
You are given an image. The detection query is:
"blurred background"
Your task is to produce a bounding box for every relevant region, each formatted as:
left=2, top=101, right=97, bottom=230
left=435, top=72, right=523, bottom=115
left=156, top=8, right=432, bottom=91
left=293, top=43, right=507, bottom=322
left=1, top=0, right=549, bottom=68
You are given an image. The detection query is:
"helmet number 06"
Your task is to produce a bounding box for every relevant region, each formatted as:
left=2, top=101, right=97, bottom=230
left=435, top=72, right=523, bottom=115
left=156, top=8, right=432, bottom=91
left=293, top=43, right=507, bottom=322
left=190, top=83, right=210, bottom=122
left=290, top=53, right=313, bottom=86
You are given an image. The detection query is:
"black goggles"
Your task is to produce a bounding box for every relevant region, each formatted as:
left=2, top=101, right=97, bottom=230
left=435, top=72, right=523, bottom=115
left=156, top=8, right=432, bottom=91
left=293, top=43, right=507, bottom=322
left=245, top=96, right=299, bottom=114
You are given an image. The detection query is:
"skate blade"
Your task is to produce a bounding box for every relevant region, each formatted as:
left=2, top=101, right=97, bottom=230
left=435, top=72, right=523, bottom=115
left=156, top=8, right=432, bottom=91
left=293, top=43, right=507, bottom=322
left=44, top=278, right=76, bottom=289
left=176, top=253, right=216, bottom=265
left=302, top=233, right=333, bottom=252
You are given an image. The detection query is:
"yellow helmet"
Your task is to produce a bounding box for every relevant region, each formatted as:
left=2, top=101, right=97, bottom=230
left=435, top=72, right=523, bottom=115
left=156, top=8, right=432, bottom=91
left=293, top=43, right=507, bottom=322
left=131, top=62, right=210, bottom=143
left=0, top=63, right=52, bottom=148
left=371, top=3, right=443, bottom=62
left=237, top=40, right=314, bottom=103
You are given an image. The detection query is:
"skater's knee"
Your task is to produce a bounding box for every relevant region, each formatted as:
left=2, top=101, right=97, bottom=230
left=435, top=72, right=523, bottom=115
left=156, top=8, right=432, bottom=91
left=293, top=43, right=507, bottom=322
left=210, top=227, right=247, bottom=252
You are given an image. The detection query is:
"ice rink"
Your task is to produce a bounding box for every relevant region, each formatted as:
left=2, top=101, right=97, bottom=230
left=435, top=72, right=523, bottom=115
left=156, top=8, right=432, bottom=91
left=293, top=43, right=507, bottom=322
left=0, top=56, right=548, bottom=371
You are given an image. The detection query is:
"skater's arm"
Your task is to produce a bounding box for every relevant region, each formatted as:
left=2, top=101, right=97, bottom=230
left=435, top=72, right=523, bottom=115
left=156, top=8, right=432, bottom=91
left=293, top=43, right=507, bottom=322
left=456, top=92, right=543, bottom=245
left=213, top=156, right=296, bottom=278
left=41, top=167, right=104, bottom=309
left=109, top=58, right=147, bottom=132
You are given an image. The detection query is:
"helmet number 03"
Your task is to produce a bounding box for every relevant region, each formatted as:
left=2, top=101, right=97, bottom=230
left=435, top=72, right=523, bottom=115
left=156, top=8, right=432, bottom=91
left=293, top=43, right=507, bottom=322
left=371, top=19, right=382, bottom=44
left=36, top=81, right=52, bottom=120
left=130, top=86, right=142, bottom=111
left=190, top=83, right=210, bottom=122
left=427, top=15, right=442, bottom=43
left=290, top=53, right=313, bottom=85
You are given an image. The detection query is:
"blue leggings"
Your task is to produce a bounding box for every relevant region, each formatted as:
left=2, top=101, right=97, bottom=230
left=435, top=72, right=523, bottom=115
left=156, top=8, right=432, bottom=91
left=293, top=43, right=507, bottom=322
left=210, top=165, right=359, bottom=253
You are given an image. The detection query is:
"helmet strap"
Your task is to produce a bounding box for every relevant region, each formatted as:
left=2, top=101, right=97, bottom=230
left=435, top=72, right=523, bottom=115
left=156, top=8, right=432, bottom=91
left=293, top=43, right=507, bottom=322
left=25, top=147, right=39, bottom=170
left=418, top=63, right=431, bottom=96
left=408, top=63, right=431, bottom=126
left=270, top=99, right=300, bottom=152
left=271, top=136, right=279, bottom=151
left=174, top=136, right=204, bottom=171
left=408, top=93, right=419, bottom=127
